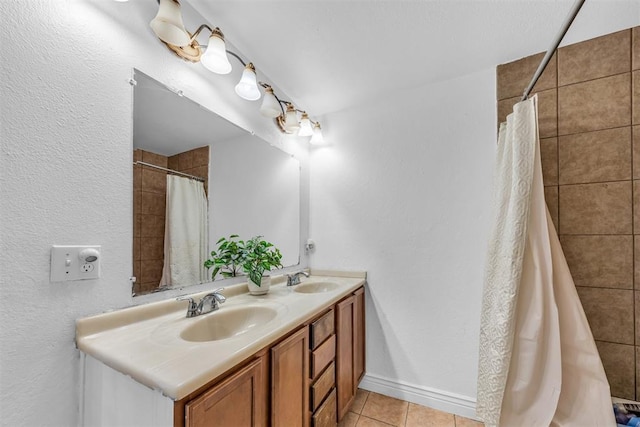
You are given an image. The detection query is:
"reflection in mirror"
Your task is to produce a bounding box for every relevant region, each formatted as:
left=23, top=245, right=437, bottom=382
left=132, top=69, right=300, bottom=296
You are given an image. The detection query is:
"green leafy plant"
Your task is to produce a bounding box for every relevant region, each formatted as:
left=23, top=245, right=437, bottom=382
left=242, top=236, right=283, bottom=286
left=204, top=234, right=245, bottom=280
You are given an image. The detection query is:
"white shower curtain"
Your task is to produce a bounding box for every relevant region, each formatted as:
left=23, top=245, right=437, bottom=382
left=476, top=96, right=614, bottom=427
left=160, top=175, right=208, bottom=288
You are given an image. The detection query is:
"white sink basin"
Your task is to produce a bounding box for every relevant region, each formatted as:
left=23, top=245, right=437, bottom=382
left=294, top=281, right=340, bottom=294
left=180, top=305, right=278, bottom=342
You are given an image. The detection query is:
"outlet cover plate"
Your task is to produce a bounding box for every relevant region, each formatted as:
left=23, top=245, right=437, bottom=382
left=50, top=245, right=101, bottom=282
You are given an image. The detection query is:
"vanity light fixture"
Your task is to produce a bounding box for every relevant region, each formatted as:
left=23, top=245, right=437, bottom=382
left=200, top=27, right=232, bottom=74
left=235, top=63, right=261, bottom=101
left=298, top=113, right=313, bottom=137
left=309, top=123, right=325, bottom=145
left=150, top=0, right=191, bottom=47
left=260, top=86, right=282, bottom=118
left=149, top=0, right=323, bottom=141
left=283, top=103, right=301, bottom=133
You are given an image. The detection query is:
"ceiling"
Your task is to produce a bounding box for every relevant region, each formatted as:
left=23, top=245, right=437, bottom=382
left=134, top=69, right=247, bottom=156
left=184, top=1, right=638, bottom=118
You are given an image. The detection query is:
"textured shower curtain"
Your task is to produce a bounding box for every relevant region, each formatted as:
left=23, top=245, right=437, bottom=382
left=160, top=175, right=208, bottom=288
left=476, top=96, right=614, bottom=427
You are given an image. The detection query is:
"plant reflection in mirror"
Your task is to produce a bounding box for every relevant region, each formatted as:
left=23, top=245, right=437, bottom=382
left=204, top=234, right=245, bottom=280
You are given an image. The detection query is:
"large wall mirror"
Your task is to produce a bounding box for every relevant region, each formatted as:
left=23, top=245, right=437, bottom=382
left=132, top=69, right=300, bottom=296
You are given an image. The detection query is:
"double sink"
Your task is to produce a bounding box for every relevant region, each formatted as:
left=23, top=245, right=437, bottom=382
left=76, top=273, right=365, bottom=400
left=179, top=280, right=340, bottom=343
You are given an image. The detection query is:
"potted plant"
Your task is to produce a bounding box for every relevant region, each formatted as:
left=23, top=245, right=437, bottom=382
left=242, top=235, right=283, bottom=295
left=204, top=234, right=245, bottom=281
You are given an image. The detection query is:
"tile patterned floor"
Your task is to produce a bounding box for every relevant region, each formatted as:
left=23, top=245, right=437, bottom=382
left=339, top=389, right=485, bottom=427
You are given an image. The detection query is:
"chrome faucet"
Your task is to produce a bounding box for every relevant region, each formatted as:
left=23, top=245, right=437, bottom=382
left=177, top=288, right=226, bottom=318
left=286, top=271, right=309, bottom=286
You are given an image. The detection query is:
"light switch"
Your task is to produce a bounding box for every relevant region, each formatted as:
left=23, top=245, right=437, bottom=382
left=50, top=245, right=101, bottom=282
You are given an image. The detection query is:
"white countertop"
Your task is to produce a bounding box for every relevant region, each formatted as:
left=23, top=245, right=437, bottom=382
left=76, top=271, right=366, bottom=400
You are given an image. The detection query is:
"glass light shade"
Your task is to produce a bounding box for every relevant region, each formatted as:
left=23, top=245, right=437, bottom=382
left=150, top=0, right=191, bottom=47
left=260, top=87, right=281, bottom=118
left=310, top=123, right=324, bottom=145
left=235, top=64, right=261, bottom=101
left=298, top=113, right=313, bottom=137
left=284, top=105, right=300, bottom=133
left=200, top=32, right=232, bottom=74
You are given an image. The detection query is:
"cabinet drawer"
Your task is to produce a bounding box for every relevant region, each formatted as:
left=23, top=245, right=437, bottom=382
left=311, top=335, right=335, bottom=379
left=311, top=362, right=335, bottom=412
left=312, top=388, right=337, bottom=427
left=310, top=309, right=334, bottom=350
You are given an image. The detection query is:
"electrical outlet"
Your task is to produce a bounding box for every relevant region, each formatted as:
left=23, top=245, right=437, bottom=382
left=50, top=245, right=101, bottom=282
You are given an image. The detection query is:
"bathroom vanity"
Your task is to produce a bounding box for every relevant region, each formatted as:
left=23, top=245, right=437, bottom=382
left=76, top=271, right=366, bottom=427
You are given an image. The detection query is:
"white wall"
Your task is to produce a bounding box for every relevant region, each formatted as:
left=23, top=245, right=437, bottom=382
left=309, top=69, right=497, bottom=414
left=0, top=1, right=309, bottom=425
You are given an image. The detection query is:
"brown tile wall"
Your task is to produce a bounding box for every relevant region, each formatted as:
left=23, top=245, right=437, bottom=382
left=132, top=146, right=209, bottom=296
left=168, top=145, right=210, bottom=196
left=497, top=27, right=638, bottom=399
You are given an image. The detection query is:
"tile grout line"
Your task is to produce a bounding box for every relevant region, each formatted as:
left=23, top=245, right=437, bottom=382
left=631, top=30, right=636, bottom=399
left=498, top=69, right=633, bottom=103
left=555, top=53, right=560, bottom=235
left=403, top=400, right=410, bottom=427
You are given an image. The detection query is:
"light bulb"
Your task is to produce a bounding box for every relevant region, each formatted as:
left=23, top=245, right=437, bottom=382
left=150, top=0, right=191, bottom=47
left=310, top=123, right=324, bottom=145
left=298, top=113, right=313, bottom=137
left=200, top=28, right=232, bottom=74
left=260, top=87, right=281, bottom=118
left=235, top=63, right=261, bottom=101
left=284, top=104, right=300, bottom=133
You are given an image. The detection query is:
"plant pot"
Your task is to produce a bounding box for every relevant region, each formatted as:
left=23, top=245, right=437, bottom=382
left=248, top=275, right=271, bottom=296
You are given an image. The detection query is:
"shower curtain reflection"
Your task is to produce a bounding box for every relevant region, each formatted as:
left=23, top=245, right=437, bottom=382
left=160, top=175, right=208, bottom=288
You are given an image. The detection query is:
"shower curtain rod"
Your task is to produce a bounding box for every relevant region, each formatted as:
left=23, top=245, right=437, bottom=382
left=521, top=0, right=586, bottom=101
left=133, top=161, right=205, bottom=182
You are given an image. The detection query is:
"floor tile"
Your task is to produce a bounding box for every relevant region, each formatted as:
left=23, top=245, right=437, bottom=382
left=361, top=392, right=408, bottom=426
left=405, top=403, right=455, bottom=427
left=356, top=415, right=395, bottom=427
left=455, top=415, right=485, bottom=426
left=351, top=389, right=370, bottom=414
left=339, top=411, right=360, bottom=427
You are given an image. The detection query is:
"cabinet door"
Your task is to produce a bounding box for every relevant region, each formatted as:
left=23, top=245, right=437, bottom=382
left=185, top=356, right=267, bottom=427
left=353, top=287, right=366, bottom=387
left=272, top=326, right=310, bottom=427
left=336, top=295, right=355, bottom=420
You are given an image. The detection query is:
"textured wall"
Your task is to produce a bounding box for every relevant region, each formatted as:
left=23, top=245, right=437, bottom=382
left=0, top=1, right=309, bottom=425
left=498, top=27, right=639, bottom=400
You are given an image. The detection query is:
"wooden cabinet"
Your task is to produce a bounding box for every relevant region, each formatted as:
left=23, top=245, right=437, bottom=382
left=184, top=356, right=267, bottom=427
left=309, top=309, right=337, bottom=427
left=353, top=287, right=366, bottom=386
left=336, top=287, right=366, bottom=421
left=272, top=326, right=310, bottom=427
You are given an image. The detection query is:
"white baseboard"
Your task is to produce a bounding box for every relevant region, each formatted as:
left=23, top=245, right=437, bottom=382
left=359, top=373, right=479, bottom=420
